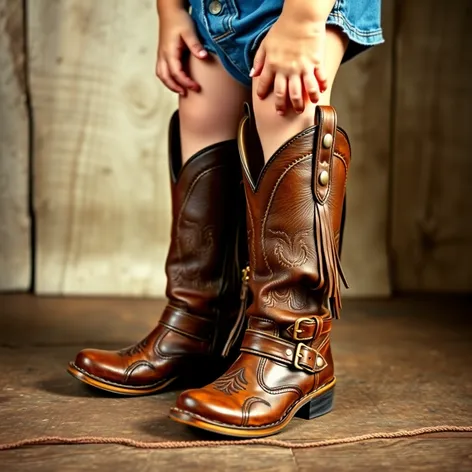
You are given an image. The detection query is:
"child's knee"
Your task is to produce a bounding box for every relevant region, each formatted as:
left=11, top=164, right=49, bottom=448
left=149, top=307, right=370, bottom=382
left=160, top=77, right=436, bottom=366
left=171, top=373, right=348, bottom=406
left=179, top=100, right=215, bottom=135
left=180, top=98, right=241, bottom=139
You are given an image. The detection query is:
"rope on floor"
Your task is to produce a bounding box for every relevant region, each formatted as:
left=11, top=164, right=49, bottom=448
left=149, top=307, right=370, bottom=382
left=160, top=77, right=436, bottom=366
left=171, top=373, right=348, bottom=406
left=1, top=425, right=471, bottom=451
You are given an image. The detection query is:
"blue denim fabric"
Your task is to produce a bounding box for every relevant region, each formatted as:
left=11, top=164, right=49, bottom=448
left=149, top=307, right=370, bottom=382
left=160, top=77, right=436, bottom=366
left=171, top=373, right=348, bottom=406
left=189, top=0, right=383, bottom=87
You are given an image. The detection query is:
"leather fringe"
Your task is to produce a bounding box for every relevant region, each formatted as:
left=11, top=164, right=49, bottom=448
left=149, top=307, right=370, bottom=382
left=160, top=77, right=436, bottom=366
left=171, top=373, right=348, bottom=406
left=314, top=202, right=348, bottom=319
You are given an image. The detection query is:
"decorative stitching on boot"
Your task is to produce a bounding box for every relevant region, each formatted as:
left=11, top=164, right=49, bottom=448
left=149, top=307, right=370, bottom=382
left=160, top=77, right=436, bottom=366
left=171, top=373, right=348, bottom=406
left=154, top=328, right=204, bottom=359
left=262, top=288, right=309, bottom=311
left=255, top=128, right=314, bottom=188
left=171, top=378, right=335, bottom=430
left=269, top=229, right=310, bottom=268
left=124, top=361, right=157, bottom=382
left=213, top=367, right=248, bottom=395
left=241, top=397, right=271, bottom=427
left=257, top=358, right=303, bottom=396
left=247, top=201, right=257, bottom=269
left=262, top=155, right=311, bottom=276
left=174, top=165, right=223, bottom=286
left=334, top=152, right=349, bottom=193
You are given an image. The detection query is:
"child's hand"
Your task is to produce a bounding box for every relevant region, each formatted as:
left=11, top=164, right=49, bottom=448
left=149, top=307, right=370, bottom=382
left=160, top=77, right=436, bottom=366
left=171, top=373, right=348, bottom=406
left=251, top=15, right=328, bottom=115
left=156, top=8, right=208, bottom=95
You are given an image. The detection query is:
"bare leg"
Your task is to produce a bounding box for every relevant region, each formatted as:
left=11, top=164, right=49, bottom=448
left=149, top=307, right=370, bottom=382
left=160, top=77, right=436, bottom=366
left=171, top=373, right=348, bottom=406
left=179, top=55, right=251, bottom=163
left=252, top=27, right=348, bottom=162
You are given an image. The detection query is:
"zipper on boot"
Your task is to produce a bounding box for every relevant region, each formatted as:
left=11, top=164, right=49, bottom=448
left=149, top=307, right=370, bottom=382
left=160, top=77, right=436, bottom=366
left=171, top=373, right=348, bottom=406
left=221, top=266, right=250, bottom=357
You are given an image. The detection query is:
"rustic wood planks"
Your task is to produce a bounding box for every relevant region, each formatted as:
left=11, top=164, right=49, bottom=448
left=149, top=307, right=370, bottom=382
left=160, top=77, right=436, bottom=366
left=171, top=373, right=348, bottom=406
left=28, top=0, right=176, bottom=295
left=0, top=0, right=31, bottom=291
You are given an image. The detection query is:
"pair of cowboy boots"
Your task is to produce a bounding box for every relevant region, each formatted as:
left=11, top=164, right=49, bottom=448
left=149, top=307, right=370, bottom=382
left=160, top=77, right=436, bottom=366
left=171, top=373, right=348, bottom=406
left=68, top=105, right=351, bottom=437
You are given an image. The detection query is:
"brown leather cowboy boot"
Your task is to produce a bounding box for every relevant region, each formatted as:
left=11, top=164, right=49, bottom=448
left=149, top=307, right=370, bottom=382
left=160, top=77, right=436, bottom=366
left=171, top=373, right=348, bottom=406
left=67, top=112, right=246, bottom=395
left=170, top=105, right=350, bottom=436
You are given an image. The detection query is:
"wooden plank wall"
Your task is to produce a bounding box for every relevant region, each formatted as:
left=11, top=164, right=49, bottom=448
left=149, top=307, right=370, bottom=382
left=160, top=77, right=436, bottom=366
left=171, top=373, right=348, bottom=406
left=25, top=0, right=393, bottom=297
left=28, top=0, right=177, bottom=295
left=0, top=0, right=31, bottom=291
left=390, top=0, right=472, bottom=292
left=332, top=0, right=393, bottom=296
left=0, top=0, right=471, bottom=296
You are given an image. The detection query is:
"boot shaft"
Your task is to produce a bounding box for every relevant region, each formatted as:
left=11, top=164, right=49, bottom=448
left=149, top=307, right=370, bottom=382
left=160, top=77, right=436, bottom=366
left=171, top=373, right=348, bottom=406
left=238, top=106, right=351, bottom=328
left=165, top=112, right=247, bottom=318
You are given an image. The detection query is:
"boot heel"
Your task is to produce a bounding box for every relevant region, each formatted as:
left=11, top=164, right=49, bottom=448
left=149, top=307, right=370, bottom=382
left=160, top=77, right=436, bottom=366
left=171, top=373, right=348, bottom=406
left=295, top=387, right=335, bottom=420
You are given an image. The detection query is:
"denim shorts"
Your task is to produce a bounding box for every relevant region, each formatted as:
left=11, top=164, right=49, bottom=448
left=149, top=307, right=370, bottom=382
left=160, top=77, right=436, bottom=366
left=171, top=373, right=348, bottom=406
left=189, top=0, right=384, bottom=87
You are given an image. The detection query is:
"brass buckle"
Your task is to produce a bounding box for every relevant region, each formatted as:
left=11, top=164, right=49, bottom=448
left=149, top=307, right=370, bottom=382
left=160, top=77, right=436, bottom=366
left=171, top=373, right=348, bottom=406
left=294, top=342, right=317, bottom=373
left=293, top=317, right=316, bottom=341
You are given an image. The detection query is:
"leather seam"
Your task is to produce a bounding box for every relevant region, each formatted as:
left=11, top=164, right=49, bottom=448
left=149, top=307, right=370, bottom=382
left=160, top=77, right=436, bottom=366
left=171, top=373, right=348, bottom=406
left=255, top=128, right=314, bottom=188
left=257, top=357, right=304, bottom=396
left=71, top=363, right=169, bottom=389
left=245, top=329, right=294, bottom=347
left=246, top=196, right=257, bottom=269
left=159, top=321, right=211, bottom=343
left=155, top=328, right=192, bottom=359
left=334, top=152, right=349, bottom=195
left=123, top=360, right=157, bottom=382
left=165, top=305, right=214, bottom=324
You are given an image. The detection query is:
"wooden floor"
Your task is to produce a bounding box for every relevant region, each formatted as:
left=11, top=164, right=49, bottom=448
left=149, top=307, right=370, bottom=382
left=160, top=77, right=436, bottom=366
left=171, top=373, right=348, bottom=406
left=0, top=295, right=471, bottom=471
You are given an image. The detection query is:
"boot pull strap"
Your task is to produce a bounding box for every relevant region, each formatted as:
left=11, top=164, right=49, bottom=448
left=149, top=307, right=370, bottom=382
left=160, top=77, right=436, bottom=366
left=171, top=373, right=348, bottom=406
left=313, top=106, right=337, bottom=205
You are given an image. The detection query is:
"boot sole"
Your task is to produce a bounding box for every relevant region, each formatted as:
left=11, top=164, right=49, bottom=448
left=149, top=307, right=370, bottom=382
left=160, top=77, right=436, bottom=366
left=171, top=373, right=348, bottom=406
left=67, top=362, right=177, bottom=396
left=169, top=378, right=336, bottom=437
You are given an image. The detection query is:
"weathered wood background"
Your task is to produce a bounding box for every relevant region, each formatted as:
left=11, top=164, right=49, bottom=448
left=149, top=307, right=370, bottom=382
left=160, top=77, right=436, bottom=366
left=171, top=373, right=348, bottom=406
left=0, top=0, right=471, bottom=296
left=0, top=0, right=31, bottom=291
left=29, top=0, right=176, bottom=295
left=390, top=0, right=472, bottom=292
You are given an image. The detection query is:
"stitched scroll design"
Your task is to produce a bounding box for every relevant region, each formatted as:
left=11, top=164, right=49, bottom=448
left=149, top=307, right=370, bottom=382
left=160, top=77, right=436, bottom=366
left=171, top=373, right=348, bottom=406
left=171, top=222, right=216, bottom=289
left=262, top=288, right=308, bottom=311
left=119, top=336, right=150, bottom=357
left=179, top=221, right=215, bottom=257
left=269, top=229, right=309, bottom=268
left=213, top=368, right=248, bottom=396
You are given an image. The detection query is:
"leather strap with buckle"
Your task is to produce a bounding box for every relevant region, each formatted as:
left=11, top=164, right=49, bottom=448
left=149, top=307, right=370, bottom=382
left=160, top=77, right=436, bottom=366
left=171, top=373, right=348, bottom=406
left=286, top=315, right=328, bottom=341
left=240, top=329, right=328, bottom=374
left=159, top=305, right=215, bottom=343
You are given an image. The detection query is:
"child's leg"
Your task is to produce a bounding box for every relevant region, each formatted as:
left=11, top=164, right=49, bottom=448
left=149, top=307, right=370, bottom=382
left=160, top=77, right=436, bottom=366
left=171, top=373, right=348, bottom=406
left=179, top=55, right=251, bottom=163
left=252, top=27, right=348, bottom=161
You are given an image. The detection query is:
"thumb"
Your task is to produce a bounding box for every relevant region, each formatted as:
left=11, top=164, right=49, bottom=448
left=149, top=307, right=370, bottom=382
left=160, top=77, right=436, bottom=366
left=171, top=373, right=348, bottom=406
left=250, top=43, right=266, bottom=78
left=182, top=30, right=208, bottom=59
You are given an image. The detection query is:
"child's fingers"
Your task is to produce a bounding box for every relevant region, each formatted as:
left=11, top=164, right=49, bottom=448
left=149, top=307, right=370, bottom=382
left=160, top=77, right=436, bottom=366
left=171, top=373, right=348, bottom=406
left=302, top=72, right=320, bottom=104
left=256, top=66, right=275, bottom=99
left=314, top=65, right=328, bottom=93
left=181, top=30, right=208, bottom=59
left=288, top=75, right=304, bottom=114
left=157, top=60, right=186, bottom=95
left=274, top=73, right=287, bottom=115
left=168, top=56, right=200, bottom=91
left=250, top=44, right=266, bottom=78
